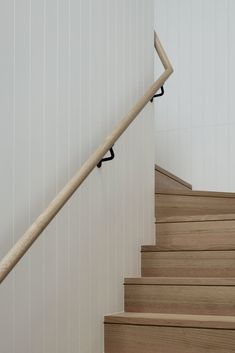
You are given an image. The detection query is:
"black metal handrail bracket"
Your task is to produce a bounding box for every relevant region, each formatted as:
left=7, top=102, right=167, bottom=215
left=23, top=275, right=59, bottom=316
left=97, top=146, right=115, bottom=168
left=150, top=86, right=164, bottom=102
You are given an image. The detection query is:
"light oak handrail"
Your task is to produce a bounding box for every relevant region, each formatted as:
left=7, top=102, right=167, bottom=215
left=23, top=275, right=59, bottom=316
left=0, top=31, right=173, bottom=284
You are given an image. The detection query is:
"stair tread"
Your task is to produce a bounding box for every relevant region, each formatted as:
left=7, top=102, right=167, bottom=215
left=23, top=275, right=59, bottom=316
left=124, top=277, right=235, bottom=286
left=141, top=245, right=235, bottom=252
left=104, top=312, right=235, bottom=329
left=156, top=189, right=235, bottom=198
left=158, top=214, right=235, bottom=223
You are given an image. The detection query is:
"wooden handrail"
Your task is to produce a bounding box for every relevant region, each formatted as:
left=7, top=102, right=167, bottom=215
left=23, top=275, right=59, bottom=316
left=0, top=31, right=173, bottom=284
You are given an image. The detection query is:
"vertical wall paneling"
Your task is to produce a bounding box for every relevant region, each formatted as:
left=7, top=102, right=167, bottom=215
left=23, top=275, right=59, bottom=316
left=0, top=1, right=154, bottom=352
left=30, top=1, right=44, bottom=352
left=154, top=0, right=235, bottom=192
left=0, top=1, right=14, bottom=352
left=14, top=1, right=30, bottom=351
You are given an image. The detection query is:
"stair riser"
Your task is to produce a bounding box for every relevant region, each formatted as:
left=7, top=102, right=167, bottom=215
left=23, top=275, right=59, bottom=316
left=125, top=285, right=235, bottom=316
left=105, top=324, right=235, bottom=353
left=156, top=221, right=235, bottom=250
left=156, top=194, right=235, bottom=222
left=141, top=251, right=235, bottom=277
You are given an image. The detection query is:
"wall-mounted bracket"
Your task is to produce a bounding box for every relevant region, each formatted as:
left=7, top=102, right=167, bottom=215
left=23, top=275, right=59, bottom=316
left=150, top=86, right=164, bottom=102
left=97, top=146, right=115, bottom=168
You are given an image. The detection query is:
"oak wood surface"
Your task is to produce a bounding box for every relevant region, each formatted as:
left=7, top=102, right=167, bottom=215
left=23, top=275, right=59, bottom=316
left=156, top=194, right=235, bottom=223
left=104, top=312, right=235, bottom=329
left=105, top=323, right=235, bottom=353
left=124, top=277, right=235, bottom=285
left=156, top=189, right=235, bottom=198
left=124, top=283, right=235, bottom=316
left=105, top=166, right=235, bottom=352
left=154, top=220, right=235, bottom=250
left=141, top=250, right=235, bottom=277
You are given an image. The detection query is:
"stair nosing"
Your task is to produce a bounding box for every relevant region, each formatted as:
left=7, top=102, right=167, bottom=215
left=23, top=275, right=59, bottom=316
left=155, top=190, right=235, bottom=198
left=141, top=246, right=235, bottom=253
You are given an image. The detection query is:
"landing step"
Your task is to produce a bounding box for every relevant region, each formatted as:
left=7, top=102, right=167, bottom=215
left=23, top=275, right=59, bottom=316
left=105, top=312, right=235, bottom=330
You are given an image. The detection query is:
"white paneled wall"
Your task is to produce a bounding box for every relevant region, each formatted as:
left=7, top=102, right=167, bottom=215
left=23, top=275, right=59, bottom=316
left=155, top=0, right=235, bottom=191
left=0, top=1, right=154, bottom=352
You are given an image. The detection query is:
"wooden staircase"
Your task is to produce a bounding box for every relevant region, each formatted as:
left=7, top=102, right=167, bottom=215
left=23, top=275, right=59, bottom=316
left=104, top=165, right=235, bottom=352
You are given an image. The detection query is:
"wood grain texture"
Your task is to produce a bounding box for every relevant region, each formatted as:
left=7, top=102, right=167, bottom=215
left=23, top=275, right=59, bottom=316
left=124, top=283, right=235, bottom=316
left=105, top=167, right=235, bottom=351
left=141, top=250, right=235, bottom=277
left=105, top=323, right=235, bottom=353
left=155, top=220, right=235, bottom=250
left=157, top=190, right=235, bottom=197
left=104, top=312, right=235, bottom=330
left=124, top=277, right=235, bottom=286
left=156, top=194, right=235, bottom=223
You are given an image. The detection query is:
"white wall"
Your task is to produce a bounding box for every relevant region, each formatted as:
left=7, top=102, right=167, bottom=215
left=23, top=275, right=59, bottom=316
left=0, top=1, right=154, bottom=352
left=154, top=0, right=235, bottom=192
